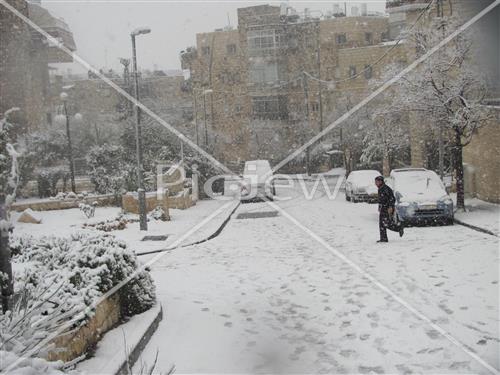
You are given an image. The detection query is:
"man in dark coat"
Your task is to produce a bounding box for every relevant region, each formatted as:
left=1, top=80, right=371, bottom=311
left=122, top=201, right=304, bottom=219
left=375, top=176, right=404, bottom=242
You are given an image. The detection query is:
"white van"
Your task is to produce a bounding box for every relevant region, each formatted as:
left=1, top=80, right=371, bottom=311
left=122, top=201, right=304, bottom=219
left=240, top=160, right=276, bottom=202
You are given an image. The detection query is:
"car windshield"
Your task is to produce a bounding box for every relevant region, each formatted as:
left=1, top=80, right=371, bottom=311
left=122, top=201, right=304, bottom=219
left=395, top=172, right=446, bottom=196
left=349, top=171, right=380, bottom=185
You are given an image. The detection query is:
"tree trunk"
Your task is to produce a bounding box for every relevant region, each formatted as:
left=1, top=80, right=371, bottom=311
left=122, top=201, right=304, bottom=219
left=0, top=196, right=13, bottom=313
left=382, top=150, right=390, bottom=176
left=453, top=132, right=465, bottom=211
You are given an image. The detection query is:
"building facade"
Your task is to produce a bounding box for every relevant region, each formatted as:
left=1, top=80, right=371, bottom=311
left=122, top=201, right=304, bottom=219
left=181, top=4, right=407, bottom=172
left=0, top=0, right=76, bottom=132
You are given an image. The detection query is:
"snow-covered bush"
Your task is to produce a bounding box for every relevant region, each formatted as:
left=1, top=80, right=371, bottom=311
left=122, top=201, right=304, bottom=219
left=148, top=206, right=169, bottom=222
left=86, top=144, right=134, bottom=196
left=10, top=232, right=155, bottom=319
left=78, top=202, right=97, bottom=219
left=82, top=215, right=129, bottom=231
left=0, top=349, right=76, bottom=374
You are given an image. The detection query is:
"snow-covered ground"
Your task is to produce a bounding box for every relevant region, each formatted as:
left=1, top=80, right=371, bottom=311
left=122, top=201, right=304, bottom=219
left=134, top=179, right=499, bottom=374
left=12, top=199, right=235, bottom=256
left=454, top=196, right=500, bottom=236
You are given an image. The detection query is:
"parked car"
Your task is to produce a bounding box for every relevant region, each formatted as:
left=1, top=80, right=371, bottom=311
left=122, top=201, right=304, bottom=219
left=240, top=160, right=276, bottom=202
left=388, top=168, right=454, bottom=225
left=345, top=170, right=381, bottom=203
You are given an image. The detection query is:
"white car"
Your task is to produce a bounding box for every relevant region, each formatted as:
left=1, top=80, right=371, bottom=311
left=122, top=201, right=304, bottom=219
left=240, top=160, right=276, bottom=202
left=388, top=168, right=454, bottom=225
left=345, top=170, right=381, bottom=203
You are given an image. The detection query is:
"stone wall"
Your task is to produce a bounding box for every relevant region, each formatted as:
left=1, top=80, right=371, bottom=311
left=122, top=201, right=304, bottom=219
left=463, top=112, right=500, bottom=203
left=11, top=194, right=117, bottom=212
left=47, top=294, right=121, bottom=363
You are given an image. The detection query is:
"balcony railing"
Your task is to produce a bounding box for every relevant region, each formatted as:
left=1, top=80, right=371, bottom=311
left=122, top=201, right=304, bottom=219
left=386, top=0, right=432, bottom=8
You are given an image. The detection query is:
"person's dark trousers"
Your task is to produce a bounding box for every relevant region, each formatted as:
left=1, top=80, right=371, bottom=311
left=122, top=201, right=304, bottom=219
left=379, top=208, right=401, bottom=241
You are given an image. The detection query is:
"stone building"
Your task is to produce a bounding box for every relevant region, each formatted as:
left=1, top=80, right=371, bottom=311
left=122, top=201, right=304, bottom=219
left=181, top=4, right=408, bottom=172
left=0, top=0, right=76, bottom=132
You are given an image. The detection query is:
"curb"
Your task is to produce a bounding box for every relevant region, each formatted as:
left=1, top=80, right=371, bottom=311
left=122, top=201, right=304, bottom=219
left=454, top=219, right=498, bottom=237
left=183, top=201, right=240, bottom=246
left=136, top=201, right=240, bottom=256
left=116, top=305, right=164, bottom=375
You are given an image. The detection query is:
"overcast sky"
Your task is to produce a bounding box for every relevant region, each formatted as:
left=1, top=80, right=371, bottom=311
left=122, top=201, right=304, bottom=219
left=43, top=0, right=387, bottom=75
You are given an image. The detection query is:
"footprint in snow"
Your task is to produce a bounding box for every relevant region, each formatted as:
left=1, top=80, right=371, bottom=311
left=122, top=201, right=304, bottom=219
left=224, top=321, right=233, bottom=327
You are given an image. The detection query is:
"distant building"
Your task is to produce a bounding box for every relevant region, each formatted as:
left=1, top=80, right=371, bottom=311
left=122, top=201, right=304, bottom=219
left=0, top=0, right=76, bottom=132
left=181, top=4, right=403, bottom=171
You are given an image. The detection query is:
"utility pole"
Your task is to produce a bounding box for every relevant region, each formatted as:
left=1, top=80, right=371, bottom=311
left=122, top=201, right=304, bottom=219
left=193, top=91, right=199, bottom=146
left=437, top=0, right=445, bottom=179
left=203, top=92, right=208, bottom=147
left=131, top=27, right=151, bottom=231
left=316, top=46, right=324, bottom=132
left=302, top=71, right=311, bottom=176
left=62, top=100, right=76, bottom=193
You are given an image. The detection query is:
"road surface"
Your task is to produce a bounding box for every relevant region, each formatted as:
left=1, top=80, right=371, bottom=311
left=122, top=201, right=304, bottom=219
left=136, top=178, right=499, bottom=374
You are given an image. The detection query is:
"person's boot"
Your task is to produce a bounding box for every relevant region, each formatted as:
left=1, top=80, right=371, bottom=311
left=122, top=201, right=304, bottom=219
left=399, top=226, right=404, bottom=237
left=377, top=239, right=388, bottom=243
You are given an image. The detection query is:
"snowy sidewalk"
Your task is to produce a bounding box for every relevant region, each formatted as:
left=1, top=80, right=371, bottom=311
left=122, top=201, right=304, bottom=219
left=12, top=198, right=239, bottom=255
left=454, top=197, right=500, bottom=236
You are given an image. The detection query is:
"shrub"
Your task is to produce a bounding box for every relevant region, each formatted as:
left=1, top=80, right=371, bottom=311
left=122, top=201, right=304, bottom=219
left=10, top=232, right=155, bottom=319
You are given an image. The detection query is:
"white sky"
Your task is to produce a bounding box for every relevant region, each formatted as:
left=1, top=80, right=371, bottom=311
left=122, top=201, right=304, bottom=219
left=43, top=0, right=387, bottom=75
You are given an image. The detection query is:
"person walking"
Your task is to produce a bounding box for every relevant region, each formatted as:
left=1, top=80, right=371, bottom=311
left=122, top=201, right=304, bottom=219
left=375, top=176, right=404, bottom=243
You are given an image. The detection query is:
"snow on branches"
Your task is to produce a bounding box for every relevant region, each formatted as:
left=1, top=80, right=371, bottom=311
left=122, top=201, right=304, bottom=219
left=3, top=232, right=156, bottom=361
left=0, top=108, right=21, bottom=234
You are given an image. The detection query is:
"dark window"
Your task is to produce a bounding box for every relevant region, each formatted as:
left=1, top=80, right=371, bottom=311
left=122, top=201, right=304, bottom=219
left=336, top=33, right=347, bottom=45
left=381, top=31, right=390, bottom=42
left=365, top=32, right=373, bottom=45
left=349, top=65, right=357, bottom=78
left=201, top=46, right=210, bottom=56
left=226, top=44, right=236, bottom=55
left=364, top=65, right=373, bottom=79
left=311, top=102, right=320, bottom=112
left=252, top=96, right=288, bottom=120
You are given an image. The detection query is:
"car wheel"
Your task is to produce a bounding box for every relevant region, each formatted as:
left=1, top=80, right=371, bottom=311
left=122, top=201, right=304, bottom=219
left=345, top=192, right=351, bottom=201
left=352, top=196, right=358, bottom=203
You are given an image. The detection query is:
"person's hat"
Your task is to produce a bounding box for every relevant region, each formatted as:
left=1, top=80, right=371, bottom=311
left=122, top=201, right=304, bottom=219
left=375, top=175, right=384, bottom=182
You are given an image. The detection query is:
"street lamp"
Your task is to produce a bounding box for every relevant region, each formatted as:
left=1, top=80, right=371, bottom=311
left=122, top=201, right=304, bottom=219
left=131, top=26, right=151, bottom=231
left=57, top=91, right=82, bottom=193
left=202, top=89, right=213, bottom=147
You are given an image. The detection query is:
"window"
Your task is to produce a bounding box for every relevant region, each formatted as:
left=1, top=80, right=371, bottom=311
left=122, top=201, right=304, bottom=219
left=226, top=44, right=236, bottom=55
left=249, top=60, right=279, bottom=84
left=364, top=65, right=373, bottom=79
left=336, top=33, right=347, bottom=45
left=334, top=67, right=341, bottom=79
left=365, top=32, right=373, bottom=45
left=247, top=29, right=283, bottom=55
left=201, top=46, right=210, bottom=56
left=349, top=65, right=357, bottom=78
left=381, top=31, right=390, bottom=42
left=252, top=96, right=288, bottom=120
left=311, top=102, right=320, bottom=112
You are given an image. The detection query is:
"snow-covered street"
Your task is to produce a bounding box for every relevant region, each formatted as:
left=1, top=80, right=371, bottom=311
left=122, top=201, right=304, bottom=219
left=134, top=179, right=499, bottom=374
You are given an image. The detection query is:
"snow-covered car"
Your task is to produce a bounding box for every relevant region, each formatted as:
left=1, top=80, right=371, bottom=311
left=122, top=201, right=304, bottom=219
left=240, top=160, right=276, bottom=202
left=388, top=168, right=454, bottom=225
left=345, top=170, right=381, bottom=203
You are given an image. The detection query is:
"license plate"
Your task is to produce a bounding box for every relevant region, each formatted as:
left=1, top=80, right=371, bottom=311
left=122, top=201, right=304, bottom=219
left=420, top=204, right=437, bottom=210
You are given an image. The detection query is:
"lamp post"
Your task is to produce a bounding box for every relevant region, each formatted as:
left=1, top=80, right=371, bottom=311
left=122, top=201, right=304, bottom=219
left=131, top=27, right=151, bottom=231
left=202, top=89, right=213, bottom=147
left=59, top=92, right=82, bottom=193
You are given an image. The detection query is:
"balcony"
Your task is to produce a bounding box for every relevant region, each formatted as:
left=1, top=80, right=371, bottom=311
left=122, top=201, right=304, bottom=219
left=387, top=0, right=432, bottom=7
